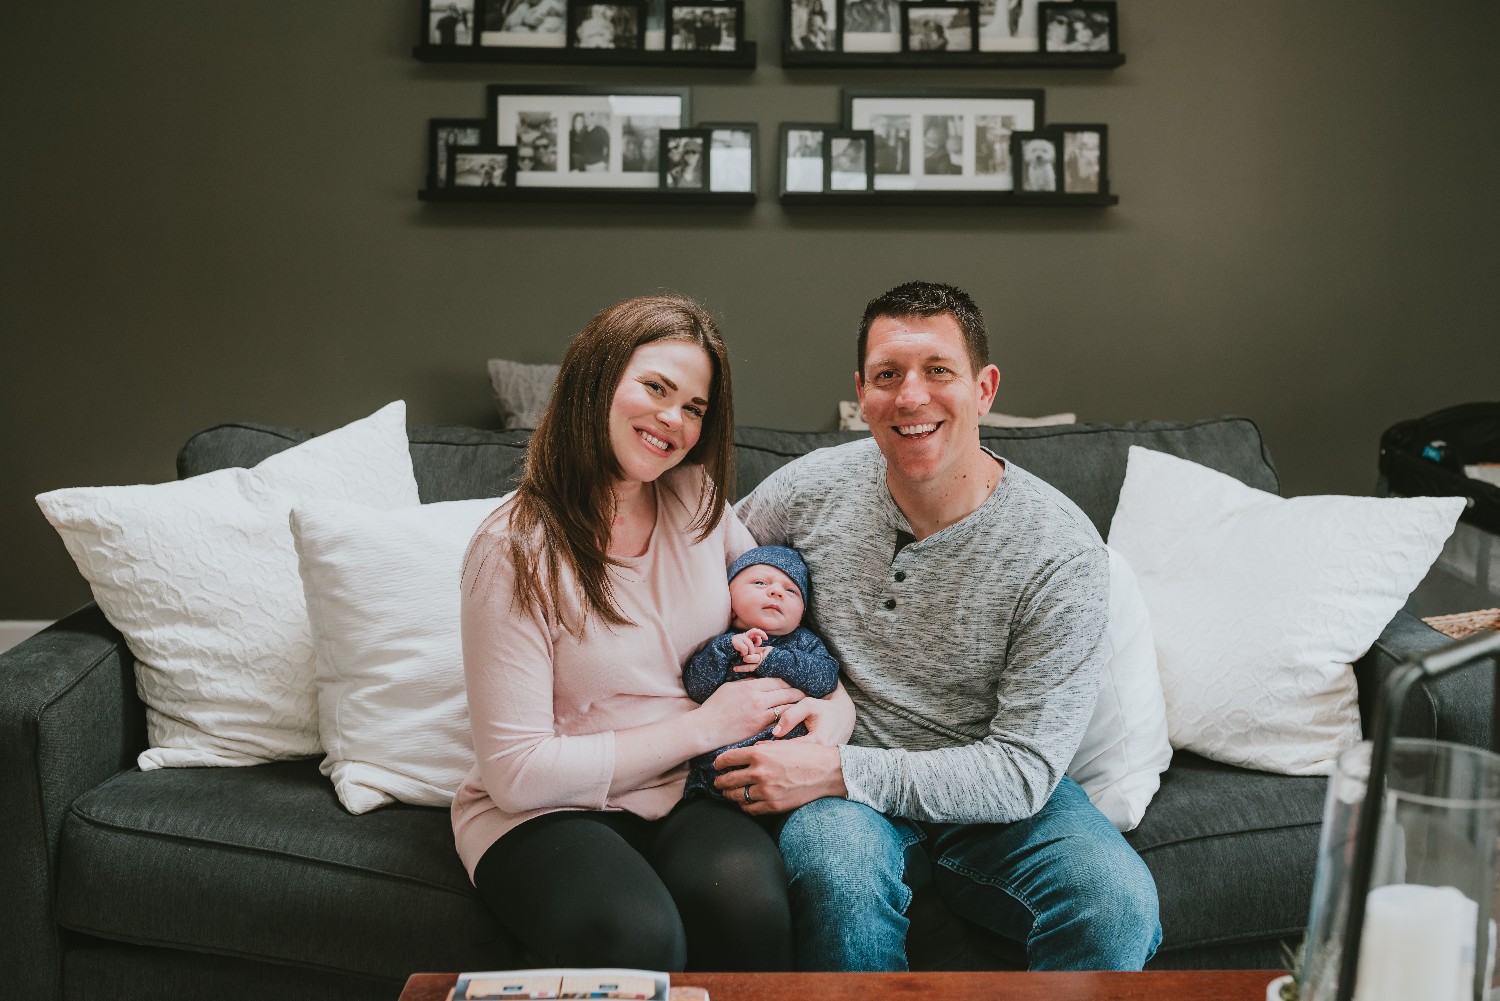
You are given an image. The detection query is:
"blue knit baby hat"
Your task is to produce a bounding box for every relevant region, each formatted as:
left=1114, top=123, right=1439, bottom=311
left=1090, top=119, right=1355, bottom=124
left=728, top=545, right=811, bottom=603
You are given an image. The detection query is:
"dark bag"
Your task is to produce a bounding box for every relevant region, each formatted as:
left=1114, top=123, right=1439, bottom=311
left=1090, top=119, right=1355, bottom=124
left=1379, top=402, right=1500, bottom=534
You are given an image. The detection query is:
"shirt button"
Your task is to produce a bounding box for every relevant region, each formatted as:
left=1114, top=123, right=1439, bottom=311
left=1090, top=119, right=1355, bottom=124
left=894, top=571, right=906, bottom=582
left=884, top=598, right=896, bottom=610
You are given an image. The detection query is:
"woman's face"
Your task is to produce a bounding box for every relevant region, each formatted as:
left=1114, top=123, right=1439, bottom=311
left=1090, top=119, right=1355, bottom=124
left=608, top=339, right=713, bottom=488
left=572, top=114, right=585, bottom=131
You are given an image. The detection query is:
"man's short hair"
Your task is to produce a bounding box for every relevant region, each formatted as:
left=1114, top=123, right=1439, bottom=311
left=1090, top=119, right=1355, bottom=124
left=857, top=281, right=989, bottom=376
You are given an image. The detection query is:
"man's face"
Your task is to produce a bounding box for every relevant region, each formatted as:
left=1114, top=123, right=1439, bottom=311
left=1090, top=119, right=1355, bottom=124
left=856, top=312, right=999, bottom=488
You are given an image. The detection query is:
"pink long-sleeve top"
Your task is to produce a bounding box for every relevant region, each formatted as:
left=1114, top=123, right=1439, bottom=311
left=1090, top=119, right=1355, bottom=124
left=451, top=464, right=756, bottom=879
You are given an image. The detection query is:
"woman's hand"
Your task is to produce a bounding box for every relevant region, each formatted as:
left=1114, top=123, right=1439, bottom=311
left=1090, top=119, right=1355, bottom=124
left=696, top=676, right=803, bottom=748
left=771, top=679, right=856, bottom=744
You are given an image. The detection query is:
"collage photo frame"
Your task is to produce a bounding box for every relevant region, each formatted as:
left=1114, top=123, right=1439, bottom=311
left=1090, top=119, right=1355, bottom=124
left=782, top=0, right=1119, bottom=61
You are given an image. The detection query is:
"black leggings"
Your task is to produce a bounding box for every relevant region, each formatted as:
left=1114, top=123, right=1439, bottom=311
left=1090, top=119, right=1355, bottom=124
left=473, top=797, right=793, bottom=972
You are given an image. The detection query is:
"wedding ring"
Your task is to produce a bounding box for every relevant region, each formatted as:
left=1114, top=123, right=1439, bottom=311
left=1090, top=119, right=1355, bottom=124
left=771, top=705, right=783, bottom=724
left=743, top=785, right=753, bottom=804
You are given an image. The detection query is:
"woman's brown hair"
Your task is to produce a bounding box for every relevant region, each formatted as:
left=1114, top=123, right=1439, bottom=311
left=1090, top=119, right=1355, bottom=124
left=478, top=293, right=735, bottom=634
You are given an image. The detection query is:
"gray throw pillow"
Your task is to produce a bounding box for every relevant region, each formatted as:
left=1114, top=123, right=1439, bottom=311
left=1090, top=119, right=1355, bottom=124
left=487, top=359, right=560, bottom=430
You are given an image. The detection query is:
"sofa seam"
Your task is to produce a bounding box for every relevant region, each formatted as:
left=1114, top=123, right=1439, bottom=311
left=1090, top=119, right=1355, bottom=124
left=1130, top=816, right=1322, bottom=855
left=65, top=803, right=477, bottom=901
left=60, top=926, right=405, bottom=986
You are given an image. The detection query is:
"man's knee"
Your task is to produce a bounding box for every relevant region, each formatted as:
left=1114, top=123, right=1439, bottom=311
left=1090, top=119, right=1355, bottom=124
left=778, top=798, right=911, bottom=904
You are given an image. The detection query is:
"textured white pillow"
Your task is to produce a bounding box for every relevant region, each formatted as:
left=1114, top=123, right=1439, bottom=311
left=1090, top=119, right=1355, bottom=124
left=838, top=400, right=1075, bottom=431
left=1066, top=546, right=1172, bottom=832
left=291, top=495, right=508, bottom=814
left=488, top=358, right=560, bottom=429
left=36, top=402, right=419, bottom=770
left=1107, top=446, right=1464, bottom=775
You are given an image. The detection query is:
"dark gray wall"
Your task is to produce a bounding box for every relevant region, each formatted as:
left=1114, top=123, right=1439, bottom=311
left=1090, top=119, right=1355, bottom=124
left=4, top=2, right=1498, bottom=620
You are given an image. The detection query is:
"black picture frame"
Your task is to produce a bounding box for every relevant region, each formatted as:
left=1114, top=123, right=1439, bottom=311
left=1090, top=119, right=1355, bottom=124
left=784, top=0, right=842, bottom=55
left=446, top=144, right=520, bottom=188
left=1055, top=122, right=1108, bottom=195
left=477, top=0, right=569, bottom=48
left=665, top=1, right=744, bottom=52
left=779, top=121, right=834, bottom=195
left=1037, top=1, right=1117, bottom=54
left=567, top=0, right=645, bottom=49
left=823, top=129, right=876, bottom=194
left=486, top=84, right=691, bottom=189
left=1011, top=130, right=1063, bottom=194
left=423, top=0, right=478, bottom=46
left=660, top=128, right=713, bottom=190
left=698, top=121, right=759, bottom=195
left=899, top=2, right=979, bottom=53
left=428, top=117, right=488, bottom=189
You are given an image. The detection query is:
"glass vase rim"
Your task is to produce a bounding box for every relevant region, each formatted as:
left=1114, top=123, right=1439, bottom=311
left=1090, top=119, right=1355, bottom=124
left=1337, top=737, right=1500, bottom=809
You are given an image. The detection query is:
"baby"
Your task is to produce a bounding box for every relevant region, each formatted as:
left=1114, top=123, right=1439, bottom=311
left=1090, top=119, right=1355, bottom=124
left=682, top=545, right=840, bottom=800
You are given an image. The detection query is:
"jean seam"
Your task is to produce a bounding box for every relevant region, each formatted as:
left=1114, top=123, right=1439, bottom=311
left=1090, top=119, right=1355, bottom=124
left=933, top=855, right=1040, bottom=923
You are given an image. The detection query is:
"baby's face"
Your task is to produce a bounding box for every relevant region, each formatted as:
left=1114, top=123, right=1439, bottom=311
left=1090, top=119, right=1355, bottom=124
left=729, top=564, right=805, bottom=636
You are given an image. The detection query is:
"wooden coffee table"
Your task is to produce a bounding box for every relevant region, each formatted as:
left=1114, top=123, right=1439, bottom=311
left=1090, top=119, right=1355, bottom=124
left=398, top=970, right=1281, bottom=1001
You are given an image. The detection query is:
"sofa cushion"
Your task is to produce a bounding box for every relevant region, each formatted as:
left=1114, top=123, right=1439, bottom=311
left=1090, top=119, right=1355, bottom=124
left=1125, top=751, right=1326, bottom=955
left=56, top=761, right=519, bottom=981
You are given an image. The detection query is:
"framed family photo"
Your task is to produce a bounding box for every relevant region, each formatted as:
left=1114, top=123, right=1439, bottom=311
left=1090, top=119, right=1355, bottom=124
left=785, top=0, right=839, bottom=53
left=447, top=145, right=519, bottom=188
left=568, top=0, right=645, bottom=48
left=699, top=121, right=758, bottom=194
left=1038, top=1, right=1116, bottom=53
left=428, top=117, right=487, bottom=188
left=659, top=129, right=712, bottom=190
left=844, top=88, right=1043, bottom=191
left=487, top=85, right=690, bottom=187
left=424, top=0, right=477, bottom=45
left=479, top=0, right=568, bottom=47
left=1058, top=122, right=1108, bottom=194
left=666, top=1, right=743, bottom=51
left=901, top=2, right=978, bottom=53
left=842, top=0, right=901, bottom=52
left=779, top=122, right=834, bottom=194
left=824, top=129, right=875, bottom=193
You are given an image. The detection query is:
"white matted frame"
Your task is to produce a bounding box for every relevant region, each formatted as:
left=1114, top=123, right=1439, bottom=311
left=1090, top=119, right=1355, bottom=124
left=488, top=85, right=690, bottom=188
left=844, top=88, right=1043, bottom=192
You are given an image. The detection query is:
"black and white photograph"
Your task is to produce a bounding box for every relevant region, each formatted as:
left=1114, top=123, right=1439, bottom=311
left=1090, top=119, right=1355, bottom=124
left=448, top=146, right=517, bottom=187
left=976, top=0, right=1040, bottom=52
left=1013, top=131, right=1061, bottom=192
left=787, top=0, right=838, bottom=52
left=666, top=2, right=742, bottom=52
left=1061, top=124, right=1107, bottom=194
left=825, top=130, right=874, bottom=192
left=871, top=114, right=912, bottom=175
left=846, top=89, right=1042, bottom=190
left=1038, top=1, right=1116, bottom=53
left=428, top=118, right=485, bottom=188
left=515, top=112, right=559, bottom=172
left=644, top=0, right=667, bottom=48
left=660, top=130, right=710, bottom=190
left=489, top=86, right=688, bottom=188
left=702, top=123, right=756, bottom=193
left=842, top=0, right=900, bottom=51
left=568, top=1, right=643, bottom=48
left=780, top=124, right=827, bottom=193
left=479, top=0, right=568, bottom=47
left=974, top=114, right=1015, bottom=179
left=425, top=0, right=476, bottom=44
left=567, top=112, right=612, bottom=172
left=901, top=3, right=978, bottom=52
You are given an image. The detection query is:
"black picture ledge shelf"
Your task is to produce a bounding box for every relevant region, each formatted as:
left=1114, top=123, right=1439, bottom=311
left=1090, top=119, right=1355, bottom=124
left=419, top=187, right=757, bottom=205
left=413, top=43, right=758, bottom=69
left=780, top=50, right=1124, bottom=70
left=779, top=191, right=1118, bottom=207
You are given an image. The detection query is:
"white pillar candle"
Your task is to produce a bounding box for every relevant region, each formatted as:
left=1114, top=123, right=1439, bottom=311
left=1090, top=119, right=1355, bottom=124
left=1354, top=883, right=1477, bottom=1001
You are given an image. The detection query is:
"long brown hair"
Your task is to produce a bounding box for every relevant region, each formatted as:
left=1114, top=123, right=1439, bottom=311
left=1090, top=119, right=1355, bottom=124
left=484, top=293, right=735, bottom=634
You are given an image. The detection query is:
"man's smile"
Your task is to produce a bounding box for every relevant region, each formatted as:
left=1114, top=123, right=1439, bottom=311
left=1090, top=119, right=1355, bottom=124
left=895, top=422, right=942, bottom=439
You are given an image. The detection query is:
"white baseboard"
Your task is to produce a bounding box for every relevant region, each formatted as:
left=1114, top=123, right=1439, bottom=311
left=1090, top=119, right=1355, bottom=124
left=0, top=620, right=51, bottom=655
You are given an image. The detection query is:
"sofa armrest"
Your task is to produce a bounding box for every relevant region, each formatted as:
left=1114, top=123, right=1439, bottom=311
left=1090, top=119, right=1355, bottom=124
left=0, top=604, right=146, bottom=1001
left=1353, top=610, right=1493, bottom=749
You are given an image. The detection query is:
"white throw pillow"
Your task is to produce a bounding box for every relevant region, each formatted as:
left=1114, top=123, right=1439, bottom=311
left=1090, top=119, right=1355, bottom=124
left=1107, top=446, right=1464, bottom=775
left=36, top=402, right=419, bottom=770
left=291, top=495, right=509, bottom=814
left=488, top=358, right=560, bottom=430
left=1066, top=546, right=1173, bottom=832
left=838, top=400, right=1075, bottom=431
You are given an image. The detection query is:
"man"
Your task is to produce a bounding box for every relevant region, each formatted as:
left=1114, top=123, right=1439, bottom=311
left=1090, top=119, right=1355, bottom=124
left=717, top=281, right=1160, bottom=972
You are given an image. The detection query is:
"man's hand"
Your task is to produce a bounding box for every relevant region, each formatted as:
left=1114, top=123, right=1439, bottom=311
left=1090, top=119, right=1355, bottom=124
left=773, top=680, right=856, bottom=744
left=713, top=740, right=847, bottom=815
left=730, top=628, right=769, bottom=672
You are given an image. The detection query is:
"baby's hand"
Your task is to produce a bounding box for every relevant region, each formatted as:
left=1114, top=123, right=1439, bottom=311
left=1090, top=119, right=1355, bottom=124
left=731, top=629, right=769, bottom=671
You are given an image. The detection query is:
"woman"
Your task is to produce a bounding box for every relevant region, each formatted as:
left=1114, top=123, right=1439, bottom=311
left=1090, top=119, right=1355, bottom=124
left=453, top=294, right=845, bottom=971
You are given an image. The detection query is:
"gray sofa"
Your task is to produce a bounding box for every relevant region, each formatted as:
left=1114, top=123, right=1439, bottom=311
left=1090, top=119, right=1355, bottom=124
left=3, top=416, right=1486, bottom=1001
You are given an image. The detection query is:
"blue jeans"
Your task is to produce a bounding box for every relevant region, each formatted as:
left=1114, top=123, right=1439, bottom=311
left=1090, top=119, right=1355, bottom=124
left=776, top=777, right=1161, bottom=971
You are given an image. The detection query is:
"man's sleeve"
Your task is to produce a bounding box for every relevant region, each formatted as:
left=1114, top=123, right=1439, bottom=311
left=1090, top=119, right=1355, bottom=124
left=839, top=545, right=1110, bottom=824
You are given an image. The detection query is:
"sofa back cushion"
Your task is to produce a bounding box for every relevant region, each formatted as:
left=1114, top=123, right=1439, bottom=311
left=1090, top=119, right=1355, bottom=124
left=181, top=416, right=1278, bottom=528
